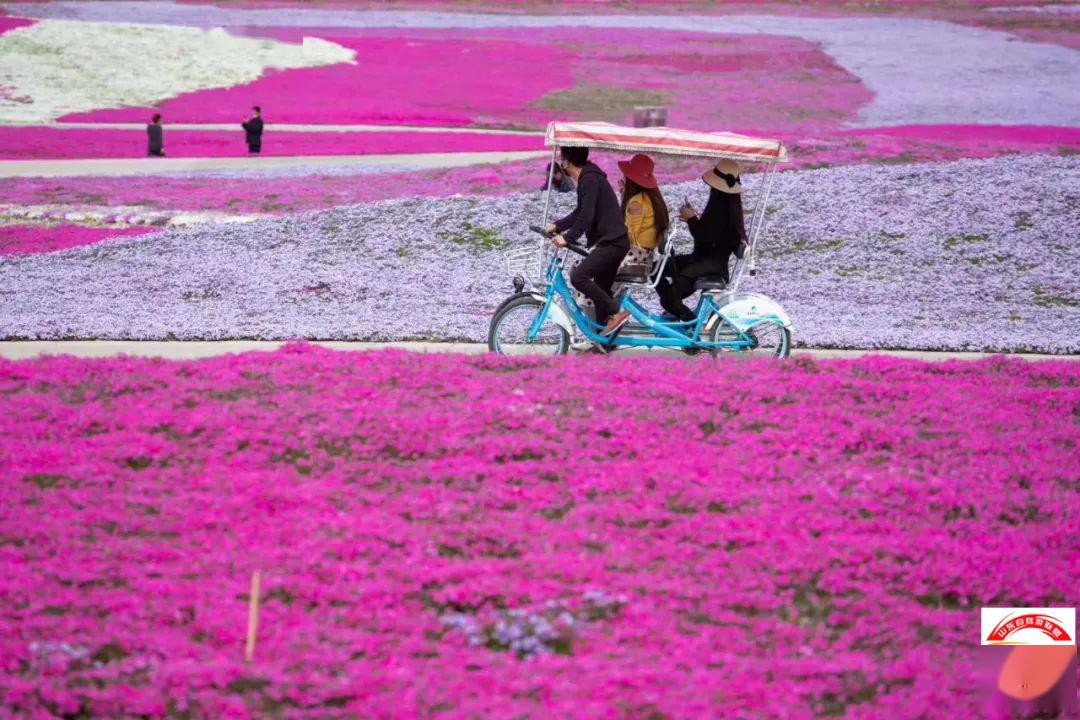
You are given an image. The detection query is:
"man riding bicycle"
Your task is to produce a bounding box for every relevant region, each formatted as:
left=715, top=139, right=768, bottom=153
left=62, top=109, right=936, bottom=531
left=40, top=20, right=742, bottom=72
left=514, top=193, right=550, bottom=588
left=545, top=146, right=631, bottom=336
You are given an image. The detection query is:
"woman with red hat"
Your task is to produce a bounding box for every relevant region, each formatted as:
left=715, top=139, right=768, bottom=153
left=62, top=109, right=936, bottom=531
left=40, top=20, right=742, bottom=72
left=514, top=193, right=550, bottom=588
left=617, top=153, right=670, bottom=264
left=567, top=153, right=669, bottom=349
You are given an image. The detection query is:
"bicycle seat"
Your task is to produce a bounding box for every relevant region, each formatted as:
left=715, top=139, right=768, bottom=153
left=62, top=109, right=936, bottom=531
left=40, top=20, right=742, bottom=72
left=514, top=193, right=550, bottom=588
left=694, top=276, right=727, bottom=291
left=615, top=264, right=651, bottom=284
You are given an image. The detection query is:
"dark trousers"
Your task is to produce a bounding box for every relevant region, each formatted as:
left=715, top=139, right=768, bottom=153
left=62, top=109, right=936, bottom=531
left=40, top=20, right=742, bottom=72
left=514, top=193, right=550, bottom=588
left=570, top=240, right=628, bottom=323
left=656, top=254, right=727, bottom=321
left=248, top=142, right=261, bottom=154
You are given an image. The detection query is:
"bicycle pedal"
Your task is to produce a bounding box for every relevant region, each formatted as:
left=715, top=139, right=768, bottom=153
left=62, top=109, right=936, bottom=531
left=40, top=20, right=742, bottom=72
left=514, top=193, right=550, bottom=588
left=603, top=326, right=626, bottom=344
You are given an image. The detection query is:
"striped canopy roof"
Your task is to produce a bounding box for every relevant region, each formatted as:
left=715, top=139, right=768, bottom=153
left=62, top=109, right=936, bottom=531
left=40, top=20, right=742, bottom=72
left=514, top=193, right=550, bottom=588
left=545, top=121, right=787, bottom=163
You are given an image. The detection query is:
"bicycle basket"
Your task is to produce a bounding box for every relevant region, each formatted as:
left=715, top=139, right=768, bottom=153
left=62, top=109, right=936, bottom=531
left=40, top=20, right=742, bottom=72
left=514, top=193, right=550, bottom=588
left=504, top=240, right=547, bottom=287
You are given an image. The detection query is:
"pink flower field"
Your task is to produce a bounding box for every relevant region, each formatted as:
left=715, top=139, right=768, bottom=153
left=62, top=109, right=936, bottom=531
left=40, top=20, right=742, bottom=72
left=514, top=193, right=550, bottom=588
left=1, top=3, right=1078, bottom=718
left=61, top=33, right=574, bottom=128
left=3, top=126, right=1077, bottom=245
left=0, top=225, right=157, bottom=256
left=2, top=346, right=1078, bottom=718
left=0, top=16, right=34, bottom=35
left=0, top=157, right=547, bottom=221
left=60, top=27, right=870, bottom=135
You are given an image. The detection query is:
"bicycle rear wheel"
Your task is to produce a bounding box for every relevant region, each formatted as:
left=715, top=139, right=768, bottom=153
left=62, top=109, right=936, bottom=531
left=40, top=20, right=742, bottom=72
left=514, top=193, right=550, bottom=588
left=488, top=296, right=569, bottom=356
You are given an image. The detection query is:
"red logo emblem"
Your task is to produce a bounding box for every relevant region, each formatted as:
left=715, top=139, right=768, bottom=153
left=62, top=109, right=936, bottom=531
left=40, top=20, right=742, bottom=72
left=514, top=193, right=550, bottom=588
left=986, top=613, right=1073, bottom=645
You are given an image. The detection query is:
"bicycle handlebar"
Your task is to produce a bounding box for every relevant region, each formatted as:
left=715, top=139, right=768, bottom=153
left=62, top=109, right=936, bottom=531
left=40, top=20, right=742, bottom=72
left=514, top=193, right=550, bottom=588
left=528, top=225, right=588, bottom=256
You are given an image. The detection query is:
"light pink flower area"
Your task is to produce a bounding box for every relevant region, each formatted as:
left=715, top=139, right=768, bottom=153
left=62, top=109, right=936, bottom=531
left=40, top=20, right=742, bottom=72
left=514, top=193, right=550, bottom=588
left=2, top=346, right=1078, bottom=718
left=0, top=225, right=157, bottom=256
left=0, top=126, right=540, bottom=160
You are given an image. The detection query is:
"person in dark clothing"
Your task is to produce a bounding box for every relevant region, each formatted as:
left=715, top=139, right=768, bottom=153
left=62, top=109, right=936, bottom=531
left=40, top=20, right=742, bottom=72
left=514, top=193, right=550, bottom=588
left=241, top=106, right=264, bottom=154
left=146, top=113, right=164, bottom=157
left=657, top=158, right=748, bottom=321
left=541, top=161, right=574, bottom=193
left=544, top=146, right=631, bottom=335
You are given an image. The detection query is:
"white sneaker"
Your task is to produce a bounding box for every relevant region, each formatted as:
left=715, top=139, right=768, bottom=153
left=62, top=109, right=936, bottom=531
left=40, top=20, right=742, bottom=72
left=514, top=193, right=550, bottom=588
left=570, top=338, right=595, bottom=352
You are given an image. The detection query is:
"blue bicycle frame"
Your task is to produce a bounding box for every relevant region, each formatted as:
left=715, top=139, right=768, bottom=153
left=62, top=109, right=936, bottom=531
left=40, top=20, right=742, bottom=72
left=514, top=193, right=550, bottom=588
left=528, top=253, right=757, bottom=351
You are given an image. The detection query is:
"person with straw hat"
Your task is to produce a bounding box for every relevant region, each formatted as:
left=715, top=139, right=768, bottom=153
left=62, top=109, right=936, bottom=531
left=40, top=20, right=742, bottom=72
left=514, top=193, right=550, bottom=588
left=657, top=158, right=748, bottom=321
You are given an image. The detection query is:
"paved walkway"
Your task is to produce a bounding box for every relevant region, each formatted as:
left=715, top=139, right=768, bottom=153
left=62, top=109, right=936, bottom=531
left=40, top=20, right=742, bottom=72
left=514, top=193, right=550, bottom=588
left=35, top=122, right=540, bottom=136
left=0, top=150, right=547, bottom=178
left=0, top=341, right=1073, bottom=362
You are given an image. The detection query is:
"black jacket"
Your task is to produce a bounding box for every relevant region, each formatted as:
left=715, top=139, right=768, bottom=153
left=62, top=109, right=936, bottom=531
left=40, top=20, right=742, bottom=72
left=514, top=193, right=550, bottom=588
left=553, top=163, right=629, bottom=248
left=146, top=123, right=163, bottom=154
left=685, top=189, right=746, bottom=278
left=242, top=116, right=264, bottom=145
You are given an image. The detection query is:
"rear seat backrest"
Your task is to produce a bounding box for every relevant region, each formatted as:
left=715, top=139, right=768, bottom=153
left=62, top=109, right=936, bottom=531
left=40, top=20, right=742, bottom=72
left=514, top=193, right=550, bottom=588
left=647, top=226, right=677, bottom=284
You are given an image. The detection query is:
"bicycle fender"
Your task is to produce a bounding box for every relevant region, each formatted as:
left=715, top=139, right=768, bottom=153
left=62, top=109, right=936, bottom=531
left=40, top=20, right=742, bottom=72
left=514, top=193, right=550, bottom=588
left=492, top=291, right=535, bottom=316
left=717, top=292, right=793, bottom=331
left=530, top=293, right=574, bottom=334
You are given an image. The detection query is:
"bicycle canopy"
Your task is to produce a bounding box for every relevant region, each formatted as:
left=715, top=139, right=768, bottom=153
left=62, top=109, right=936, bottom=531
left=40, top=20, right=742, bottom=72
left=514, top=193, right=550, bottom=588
left=544, top=121, right=787, bottom=164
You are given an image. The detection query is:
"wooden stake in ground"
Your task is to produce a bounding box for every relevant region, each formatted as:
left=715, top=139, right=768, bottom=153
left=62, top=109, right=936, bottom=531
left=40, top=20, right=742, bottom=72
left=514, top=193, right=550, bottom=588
left=245, top=570, right=261, bottom=662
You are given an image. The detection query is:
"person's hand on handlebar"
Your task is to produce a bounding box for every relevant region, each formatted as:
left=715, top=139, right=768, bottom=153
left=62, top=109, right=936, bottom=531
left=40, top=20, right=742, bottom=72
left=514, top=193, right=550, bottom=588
left=552, top=234, right=567, bottom=248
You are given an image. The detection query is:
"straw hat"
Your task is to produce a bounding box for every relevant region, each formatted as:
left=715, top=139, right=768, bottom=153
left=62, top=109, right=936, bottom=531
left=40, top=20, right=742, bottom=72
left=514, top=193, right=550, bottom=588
left=702, top=158, right=743, bottom=194
left=617, top=153, right=658, bottom=189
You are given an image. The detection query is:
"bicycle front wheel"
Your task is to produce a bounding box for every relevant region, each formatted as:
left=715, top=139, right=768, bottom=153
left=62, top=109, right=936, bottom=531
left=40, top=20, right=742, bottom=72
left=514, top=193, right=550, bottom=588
left=710, top=317, right=791, bottom=359
left=488, top=295, right=569, bottom=356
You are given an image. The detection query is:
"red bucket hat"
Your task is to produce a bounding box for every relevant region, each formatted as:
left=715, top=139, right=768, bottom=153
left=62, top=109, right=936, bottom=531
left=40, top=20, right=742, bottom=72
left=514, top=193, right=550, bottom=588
left=617, top=153, right=658, bottom=189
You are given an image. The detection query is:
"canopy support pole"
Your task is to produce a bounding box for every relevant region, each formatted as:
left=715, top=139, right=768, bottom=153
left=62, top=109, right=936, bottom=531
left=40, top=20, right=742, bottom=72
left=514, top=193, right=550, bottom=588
left=540, top=146, right=558, bottom=229
left=732, top=160, right=779, bottom=294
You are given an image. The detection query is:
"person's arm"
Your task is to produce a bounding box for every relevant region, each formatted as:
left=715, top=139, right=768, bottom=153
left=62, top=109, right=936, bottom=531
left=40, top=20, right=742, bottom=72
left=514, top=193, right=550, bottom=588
left=625, top=195, right=644, bottom=246
left=552, top=207, right=579, bottom=235
left=242, top=119, right=250, bottom=131
left=685, top=214, right=703, bottom=243
left=559, top=175, right=597, bottom=246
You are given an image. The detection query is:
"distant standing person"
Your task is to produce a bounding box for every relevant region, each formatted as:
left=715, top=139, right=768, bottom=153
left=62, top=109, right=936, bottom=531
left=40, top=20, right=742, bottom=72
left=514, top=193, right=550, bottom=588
left=242, top=106, right=263, bottom=154
left=146, top=113, right=164, bottom=157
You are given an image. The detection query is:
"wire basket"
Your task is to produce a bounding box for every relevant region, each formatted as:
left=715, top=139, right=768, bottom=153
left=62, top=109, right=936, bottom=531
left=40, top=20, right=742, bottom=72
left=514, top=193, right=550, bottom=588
left=504, top=240, right=547, bottom=287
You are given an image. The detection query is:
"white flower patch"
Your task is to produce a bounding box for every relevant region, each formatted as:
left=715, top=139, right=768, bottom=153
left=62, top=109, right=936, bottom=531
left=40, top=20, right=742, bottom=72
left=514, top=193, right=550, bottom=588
left=0, top=203, right=263, bottom=228
left=0, top=20, right=354, bottom=123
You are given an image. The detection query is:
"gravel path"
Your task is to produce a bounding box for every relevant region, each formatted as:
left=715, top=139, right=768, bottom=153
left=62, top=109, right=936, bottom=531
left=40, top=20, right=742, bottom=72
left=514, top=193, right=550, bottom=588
left=0, top=153, right=1077, bottom=352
